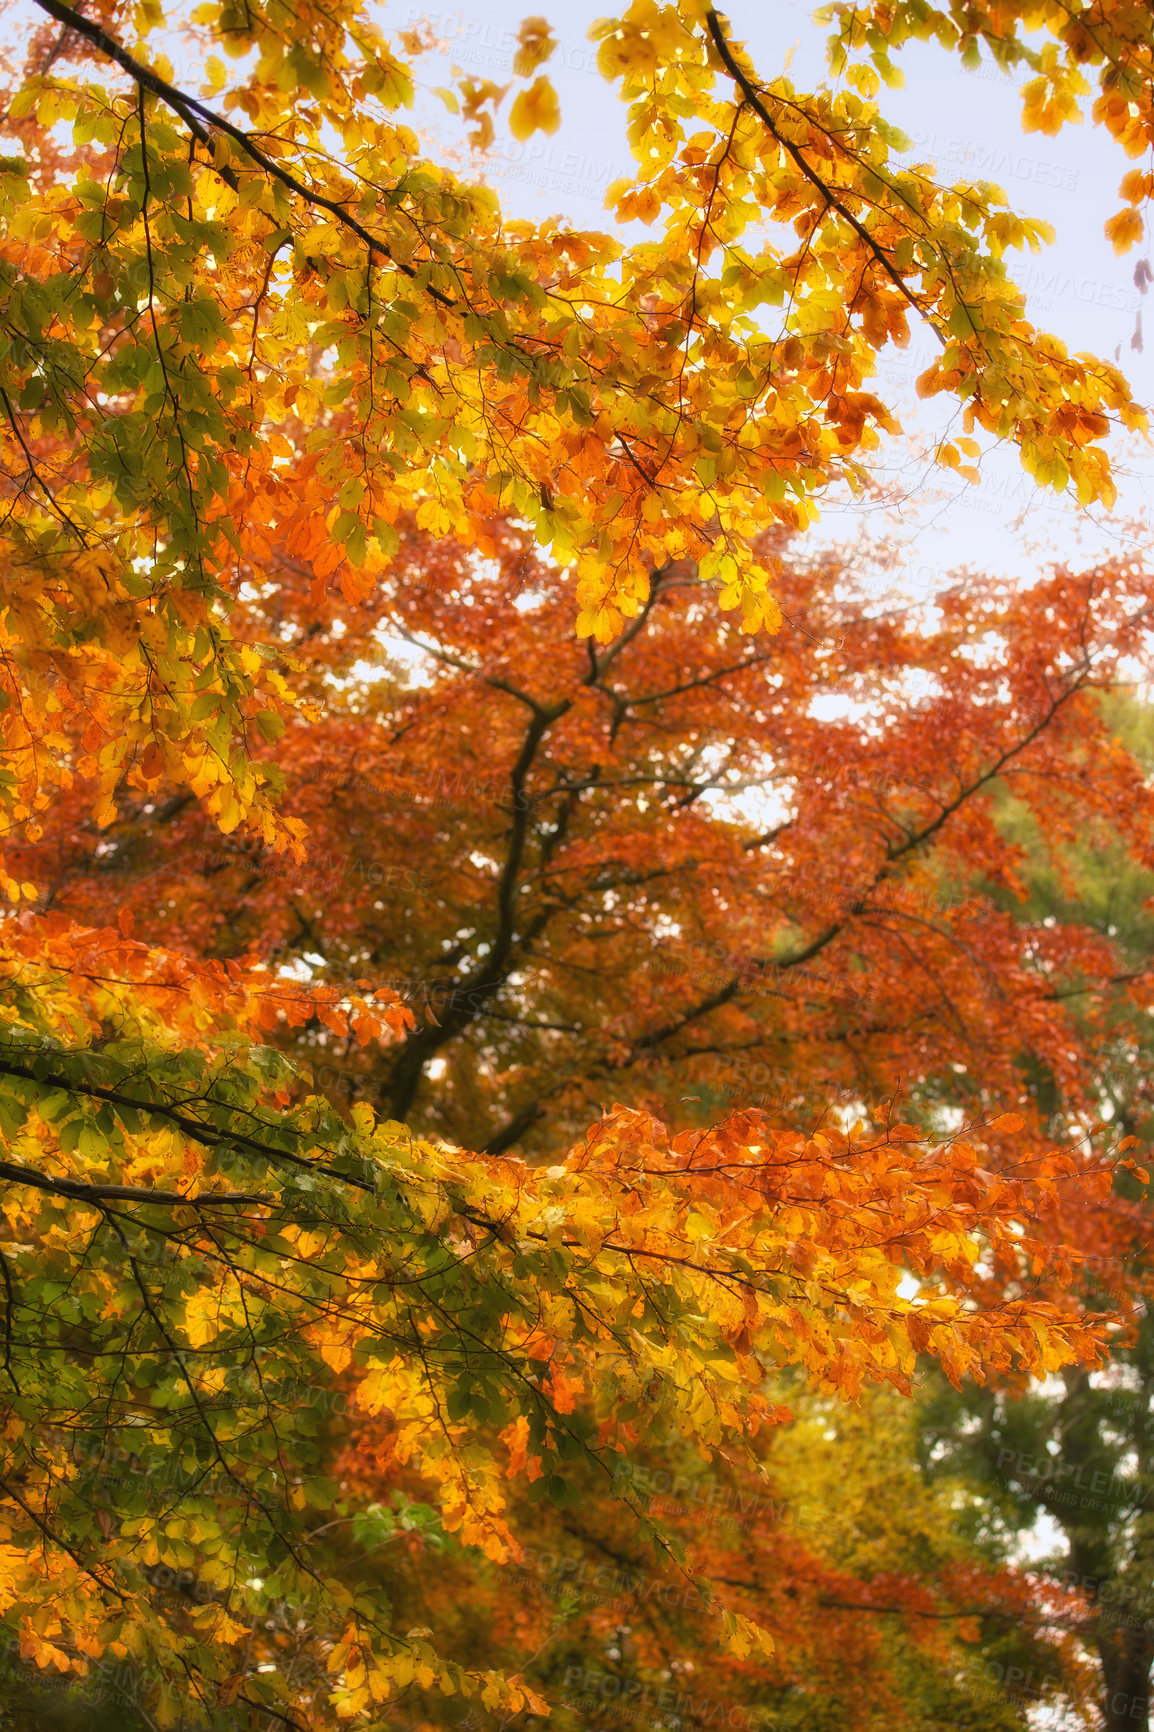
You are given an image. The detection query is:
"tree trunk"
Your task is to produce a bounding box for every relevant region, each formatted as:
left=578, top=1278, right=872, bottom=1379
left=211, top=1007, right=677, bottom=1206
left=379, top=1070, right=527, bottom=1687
left=1098, top=1623, right=1154, bottom=1732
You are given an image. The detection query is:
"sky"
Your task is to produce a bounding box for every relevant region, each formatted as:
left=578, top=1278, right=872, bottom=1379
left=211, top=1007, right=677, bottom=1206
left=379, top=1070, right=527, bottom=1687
left=388, top=0, right=1154, bottom=602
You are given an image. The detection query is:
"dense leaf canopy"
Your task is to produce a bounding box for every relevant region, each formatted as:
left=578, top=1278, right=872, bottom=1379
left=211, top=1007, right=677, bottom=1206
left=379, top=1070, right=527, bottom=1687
left=0, top=0, right=1153, bottom=1726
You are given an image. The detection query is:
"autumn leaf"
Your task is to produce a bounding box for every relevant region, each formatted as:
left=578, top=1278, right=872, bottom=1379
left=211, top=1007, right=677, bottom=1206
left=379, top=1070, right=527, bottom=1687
left=509, top=75, right=561, bottom=140
left=513, top=17, right=557, bottom=78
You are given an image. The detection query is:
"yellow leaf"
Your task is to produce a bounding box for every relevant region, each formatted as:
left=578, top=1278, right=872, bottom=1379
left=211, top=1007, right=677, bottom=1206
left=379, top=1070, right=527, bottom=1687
left=318, top=1332, right=353, bottom=1375
left=192, top=1607, right=250, bottom=1645
left=720, top=1609, right=774, bottom=1660
left=513, top=18, right=557, bottom=78
left=1105, top=207, right=1144, bottom=254
left=509, top=76, right=560, bottom=141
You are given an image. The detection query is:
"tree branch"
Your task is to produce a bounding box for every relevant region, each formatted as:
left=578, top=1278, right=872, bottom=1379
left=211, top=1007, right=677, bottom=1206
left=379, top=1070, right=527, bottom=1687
left=29, top=0, right=453, bottom=306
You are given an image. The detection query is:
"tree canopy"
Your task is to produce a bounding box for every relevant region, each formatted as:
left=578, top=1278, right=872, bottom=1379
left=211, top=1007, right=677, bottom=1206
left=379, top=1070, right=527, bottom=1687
left=1, top=0, right=1153, bottom=1728
left=0, top=0, right=1150, bottom=858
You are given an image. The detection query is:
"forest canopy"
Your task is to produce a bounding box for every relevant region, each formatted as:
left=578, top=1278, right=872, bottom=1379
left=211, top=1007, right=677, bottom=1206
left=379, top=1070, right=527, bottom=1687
left=0, top=0, right=1153, bottom=1729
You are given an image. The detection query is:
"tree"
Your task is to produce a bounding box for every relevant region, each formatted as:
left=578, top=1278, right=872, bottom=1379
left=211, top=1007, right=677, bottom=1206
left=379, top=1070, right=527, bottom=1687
left=0, top=0, right=1149, bottom=877
left=24, top=523, right=1154, bottom=1162
left=12, top=521, right=1154, bottom=1723
left=334, top=1372, right=1103, bottom=1732
left=912, top=696, right=1154, bottom=1732
left=0, top=0, right=1152, bottom=1725
left=0, top=955, right=1116, bottom=1726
